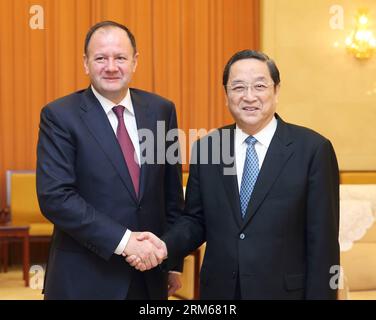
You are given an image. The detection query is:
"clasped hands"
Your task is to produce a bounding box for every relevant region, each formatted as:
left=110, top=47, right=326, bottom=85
left=122, top=231, right=167, bottom=271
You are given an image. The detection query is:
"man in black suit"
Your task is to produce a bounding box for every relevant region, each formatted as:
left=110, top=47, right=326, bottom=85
left=129, top=50, right=340, bottom=299
left=36, top=21, right=184, bottom=299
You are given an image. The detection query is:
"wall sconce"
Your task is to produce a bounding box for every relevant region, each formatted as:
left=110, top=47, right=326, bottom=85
left=345, top=9, right=376, bottom=59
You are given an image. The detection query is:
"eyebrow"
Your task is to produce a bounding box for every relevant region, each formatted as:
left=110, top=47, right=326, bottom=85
left=253, top=76, right=269, bottom=82
left=230, top=77, right=269, bottom=84
left=92, top=53, right=128, bottom=58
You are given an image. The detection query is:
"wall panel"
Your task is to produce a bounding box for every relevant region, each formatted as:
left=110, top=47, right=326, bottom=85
left=261, top=0, right=376, bottom=170
left=0, top=0, right=259, bottom=208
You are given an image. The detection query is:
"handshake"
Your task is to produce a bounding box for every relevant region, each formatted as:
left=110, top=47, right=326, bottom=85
left=122, top=231, right=167, bottom=271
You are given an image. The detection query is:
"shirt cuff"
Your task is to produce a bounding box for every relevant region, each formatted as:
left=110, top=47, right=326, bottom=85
left=114, top=229, right=132, bottom=255
left=168, top=271, right=182, bottom=275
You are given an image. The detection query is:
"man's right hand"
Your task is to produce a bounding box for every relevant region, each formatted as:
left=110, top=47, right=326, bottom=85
left=122, top=232, right=167, bottom=271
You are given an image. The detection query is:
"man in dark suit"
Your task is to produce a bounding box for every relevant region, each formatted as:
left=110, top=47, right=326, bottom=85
left=129, top=50, right=340, bottom=299
left=36, top=21, right=184, bottom=299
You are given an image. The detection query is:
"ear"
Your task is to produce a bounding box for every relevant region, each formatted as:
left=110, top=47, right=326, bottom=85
left=132, top=52, right=139, bottom=73
left=274, top=83, right=281, bottom=103
left=224, top=88, right=229, bottom=106
left=83, top=54, right=89, bottom=75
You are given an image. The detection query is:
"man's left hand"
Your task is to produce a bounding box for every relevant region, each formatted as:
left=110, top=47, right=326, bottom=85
left=168, top=273, right=182, bottom=297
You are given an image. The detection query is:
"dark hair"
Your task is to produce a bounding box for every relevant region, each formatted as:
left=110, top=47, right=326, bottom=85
left=84, top=21, right=137, bottom=55
left=223, top=49, right=280, bottom=90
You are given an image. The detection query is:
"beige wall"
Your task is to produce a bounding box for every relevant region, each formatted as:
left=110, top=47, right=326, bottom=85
left=261, top=0, right=376, bottom=170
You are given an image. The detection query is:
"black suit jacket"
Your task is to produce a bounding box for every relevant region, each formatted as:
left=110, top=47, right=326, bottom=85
left=164, top=114, right=340, bottom=299
left=36, top=87, right=184, bottom=299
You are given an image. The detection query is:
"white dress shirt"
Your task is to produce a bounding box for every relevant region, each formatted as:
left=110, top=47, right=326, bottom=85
left=235, top=116, right=278, bottom=191
left=91, top=86, right=139, bottom=255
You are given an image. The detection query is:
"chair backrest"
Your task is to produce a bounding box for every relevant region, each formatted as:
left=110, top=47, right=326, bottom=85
left=339, top=172, right=376, bottom=292
left=6, top=170, right=49, bottom=225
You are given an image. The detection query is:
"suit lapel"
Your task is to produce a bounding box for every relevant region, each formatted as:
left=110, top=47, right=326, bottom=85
left=80, top=87, right=138, bottom=203
left=241, top=115, right=294, bottom=230
left=130, top=89, right=154, bottom=203
left=217, top=125, right=243, bottom=228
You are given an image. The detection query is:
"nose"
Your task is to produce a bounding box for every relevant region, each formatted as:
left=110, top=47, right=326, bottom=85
left=105, top=58, right=117, bottom=72
left=242, top=86, right=257, bottom=100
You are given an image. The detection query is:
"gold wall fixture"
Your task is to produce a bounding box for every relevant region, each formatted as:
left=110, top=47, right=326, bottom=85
left=345, top=9, right=376, bottom=59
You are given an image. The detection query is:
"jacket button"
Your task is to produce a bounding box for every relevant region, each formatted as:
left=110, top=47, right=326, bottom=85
left=239, top=233, right=245, bottom=240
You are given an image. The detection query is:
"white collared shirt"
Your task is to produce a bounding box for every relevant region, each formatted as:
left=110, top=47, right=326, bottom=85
left=235, top=116, right=278, bottom=191
left=91, top=85, right=141, bottom=166
left=91, top=86, right=139, bottom=255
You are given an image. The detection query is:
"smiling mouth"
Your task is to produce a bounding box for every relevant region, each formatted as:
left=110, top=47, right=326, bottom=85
left=242, top=106, right=260, bottom=112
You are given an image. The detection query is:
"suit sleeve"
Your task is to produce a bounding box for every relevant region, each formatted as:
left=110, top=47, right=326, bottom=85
left=163, top=140, right=206, bottom=269
left=36, top=106, right=126, bottom=261
left=163, top=103, right=185, bottom=272
left=305, top=138, right=340, bottom=299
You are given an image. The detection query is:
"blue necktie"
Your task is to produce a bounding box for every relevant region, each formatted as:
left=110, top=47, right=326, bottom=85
left=239, top=136, right=259, bottom=218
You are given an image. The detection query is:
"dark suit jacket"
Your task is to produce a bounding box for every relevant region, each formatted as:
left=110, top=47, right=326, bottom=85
left=164, top=114, right=340, bottom=300
left=36, top=87, right=184, bottom=299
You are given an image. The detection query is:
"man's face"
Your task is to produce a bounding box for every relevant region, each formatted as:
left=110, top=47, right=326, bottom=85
left=84, top=27, right=138, bottom=103
left=225, top=58, right=280, bottom=135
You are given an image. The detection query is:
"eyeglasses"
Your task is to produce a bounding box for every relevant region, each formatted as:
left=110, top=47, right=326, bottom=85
left=226, top=82, right=274, bottom=96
